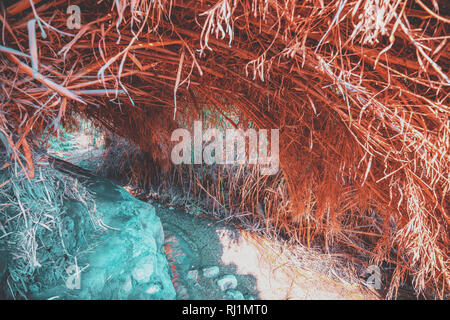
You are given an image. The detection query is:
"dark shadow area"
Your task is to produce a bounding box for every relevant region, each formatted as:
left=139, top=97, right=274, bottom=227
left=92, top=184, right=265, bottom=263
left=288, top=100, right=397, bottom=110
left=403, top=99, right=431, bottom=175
left=155, top=206, right=259, bottom=300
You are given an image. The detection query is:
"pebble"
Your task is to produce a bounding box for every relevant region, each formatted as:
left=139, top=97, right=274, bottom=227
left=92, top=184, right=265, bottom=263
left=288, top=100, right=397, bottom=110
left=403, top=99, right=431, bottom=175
left=203, top=266, right=220, bottom=279
left=186, top=270, right=199, bottom=281
left=224, top=289, right=245, bottom=300
left=145, top=284, right=161, bottom=295
left=217, top=274, right=237, bottom=291
left=132, top=256, right=155, bottom=283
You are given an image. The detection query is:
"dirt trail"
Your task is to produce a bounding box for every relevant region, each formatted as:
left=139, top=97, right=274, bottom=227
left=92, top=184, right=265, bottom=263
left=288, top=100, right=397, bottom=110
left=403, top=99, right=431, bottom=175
left=50, top=132, right=379, bottom=300
left=156, top=205, right=379, bottom=300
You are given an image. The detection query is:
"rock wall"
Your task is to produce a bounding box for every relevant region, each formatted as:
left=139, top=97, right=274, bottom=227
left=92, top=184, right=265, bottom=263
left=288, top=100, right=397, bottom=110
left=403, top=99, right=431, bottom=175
left=67, top=179, right=175, bottom=299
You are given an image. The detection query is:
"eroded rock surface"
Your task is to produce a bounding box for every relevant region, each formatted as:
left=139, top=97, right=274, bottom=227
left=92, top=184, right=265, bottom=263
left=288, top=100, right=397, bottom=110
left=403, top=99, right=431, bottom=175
left=32, top=178, right=176, bottom=300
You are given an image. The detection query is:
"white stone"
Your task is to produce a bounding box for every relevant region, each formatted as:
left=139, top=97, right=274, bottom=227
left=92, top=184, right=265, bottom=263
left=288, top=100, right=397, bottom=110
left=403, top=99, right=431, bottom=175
left=132, top=256, right=155, bottom=283
left=146, top=284, right=161, bottom=295
left=187, top=269, right=199, bottom=281
left=217, top=274, right=237, bottom=291
left=225, top=289, right=245, bottom=300
left=203, top=266, right=220, bottom=278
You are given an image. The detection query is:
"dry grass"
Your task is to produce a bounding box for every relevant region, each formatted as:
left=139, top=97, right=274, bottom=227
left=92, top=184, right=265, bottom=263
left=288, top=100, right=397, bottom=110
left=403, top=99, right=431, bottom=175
left=0, top=159, right=101, bottom=299
left=0, top=0, right=448, bottom=298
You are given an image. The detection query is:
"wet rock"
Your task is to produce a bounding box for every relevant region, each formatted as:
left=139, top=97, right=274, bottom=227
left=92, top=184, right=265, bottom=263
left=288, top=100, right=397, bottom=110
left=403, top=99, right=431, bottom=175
left=203, top=266, right=220, bottom=279
left=217, top=274, right=237, bottom=291
left=224, top=289, right=245, bottom=300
